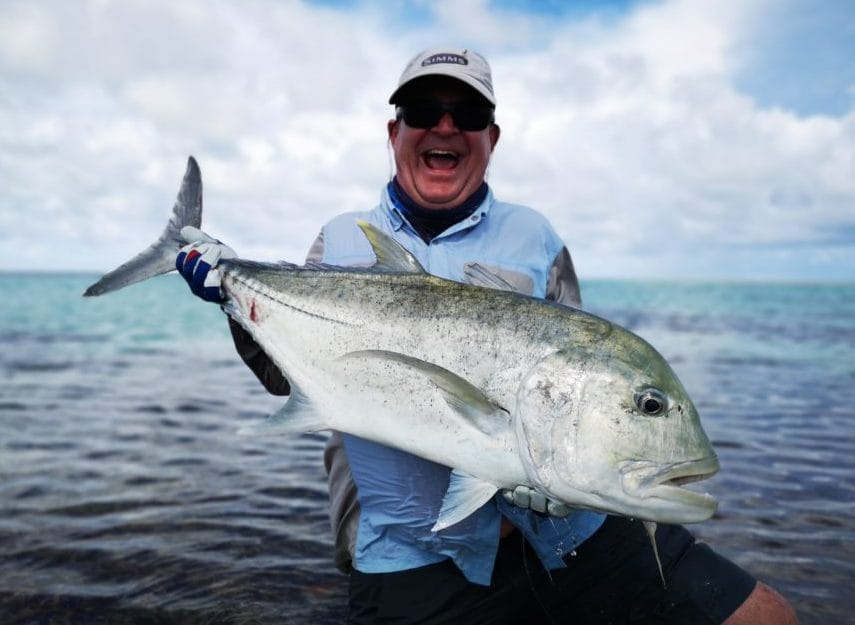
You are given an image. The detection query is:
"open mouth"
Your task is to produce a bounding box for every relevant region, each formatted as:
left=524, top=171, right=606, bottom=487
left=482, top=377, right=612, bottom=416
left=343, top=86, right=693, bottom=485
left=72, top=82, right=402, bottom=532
left=655, top=456, right=719, bottom=487
left=422, top=149, right=460, bottom=170
left=620, top=456, right=720, bottom=510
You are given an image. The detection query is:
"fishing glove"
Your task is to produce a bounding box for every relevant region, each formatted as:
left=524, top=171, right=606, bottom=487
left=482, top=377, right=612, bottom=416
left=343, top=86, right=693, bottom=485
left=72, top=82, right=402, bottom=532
left=176, top=226, right=237, bottom=303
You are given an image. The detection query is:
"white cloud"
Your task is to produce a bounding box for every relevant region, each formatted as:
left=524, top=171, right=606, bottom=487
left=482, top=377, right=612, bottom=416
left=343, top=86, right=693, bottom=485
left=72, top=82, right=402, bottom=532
left=0, top=3, right=63, bottom=77
left=0, top=0, right=852, bottom=282
left=485, top=0, right=854, bottom=279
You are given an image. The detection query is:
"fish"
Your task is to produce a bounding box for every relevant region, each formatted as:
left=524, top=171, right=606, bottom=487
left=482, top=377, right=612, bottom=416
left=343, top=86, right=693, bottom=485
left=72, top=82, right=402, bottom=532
left=84, top=157, right=720, bottom=541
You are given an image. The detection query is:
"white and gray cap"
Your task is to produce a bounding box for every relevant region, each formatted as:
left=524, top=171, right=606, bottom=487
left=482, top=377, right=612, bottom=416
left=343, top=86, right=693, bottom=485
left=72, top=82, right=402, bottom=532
left=389, top=47, right=496, bottom=106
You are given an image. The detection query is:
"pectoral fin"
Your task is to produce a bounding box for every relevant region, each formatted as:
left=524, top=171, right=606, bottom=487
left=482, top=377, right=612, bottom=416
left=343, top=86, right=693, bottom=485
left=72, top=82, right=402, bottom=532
left=432, top=469, right=499, bottom=532
left=341, top=349, right=510, bottom=435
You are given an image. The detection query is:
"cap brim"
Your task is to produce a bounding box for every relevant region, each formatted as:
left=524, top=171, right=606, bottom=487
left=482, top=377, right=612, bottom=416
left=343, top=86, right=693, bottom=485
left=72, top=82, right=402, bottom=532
left=389, top=70, right=496, bottom=106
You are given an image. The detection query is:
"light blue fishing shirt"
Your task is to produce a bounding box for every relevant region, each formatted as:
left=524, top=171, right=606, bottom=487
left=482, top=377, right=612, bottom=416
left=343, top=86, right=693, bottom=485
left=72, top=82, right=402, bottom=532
left=317, top=185, right=605, bottom=586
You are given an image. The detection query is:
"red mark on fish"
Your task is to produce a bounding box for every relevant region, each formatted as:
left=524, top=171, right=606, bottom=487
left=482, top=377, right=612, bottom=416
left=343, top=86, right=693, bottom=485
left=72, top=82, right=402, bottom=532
left=250, top=299, right=259, bottom=322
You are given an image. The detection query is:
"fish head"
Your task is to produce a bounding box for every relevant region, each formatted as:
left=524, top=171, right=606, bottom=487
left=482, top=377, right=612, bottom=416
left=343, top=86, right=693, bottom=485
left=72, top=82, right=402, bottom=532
left=514, top=326, right=719, bottom=524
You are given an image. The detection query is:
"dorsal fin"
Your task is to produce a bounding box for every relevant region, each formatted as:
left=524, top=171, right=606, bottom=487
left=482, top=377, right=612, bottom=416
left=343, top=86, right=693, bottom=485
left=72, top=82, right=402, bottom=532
left=356, top=220, right=426, bottom=274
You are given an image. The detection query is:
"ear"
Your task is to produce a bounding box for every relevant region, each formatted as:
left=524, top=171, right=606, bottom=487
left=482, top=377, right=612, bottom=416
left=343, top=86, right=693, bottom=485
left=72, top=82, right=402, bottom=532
left=388, top=118, right=400, bottom=143
left=489, top=124, right=500, bottom=152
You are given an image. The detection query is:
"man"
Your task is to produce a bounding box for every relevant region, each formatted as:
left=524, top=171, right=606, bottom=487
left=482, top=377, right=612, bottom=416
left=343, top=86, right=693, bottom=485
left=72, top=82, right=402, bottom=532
left=177, top=47, right=798, bottom=624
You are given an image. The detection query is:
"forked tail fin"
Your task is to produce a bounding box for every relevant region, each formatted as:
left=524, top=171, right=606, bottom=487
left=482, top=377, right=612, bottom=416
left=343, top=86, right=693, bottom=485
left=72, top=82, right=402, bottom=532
left=83, top=156, right=203, bottom=297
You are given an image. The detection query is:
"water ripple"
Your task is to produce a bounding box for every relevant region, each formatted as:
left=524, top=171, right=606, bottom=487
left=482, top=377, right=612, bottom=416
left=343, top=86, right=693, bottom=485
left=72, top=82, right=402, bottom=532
left=1, top=279, right=853, bottom=624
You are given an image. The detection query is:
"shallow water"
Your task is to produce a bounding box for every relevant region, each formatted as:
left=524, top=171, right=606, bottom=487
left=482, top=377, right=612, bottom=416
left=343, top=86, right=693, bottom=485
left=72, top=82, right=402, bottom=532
left=1, top=274, right=853, bottom=624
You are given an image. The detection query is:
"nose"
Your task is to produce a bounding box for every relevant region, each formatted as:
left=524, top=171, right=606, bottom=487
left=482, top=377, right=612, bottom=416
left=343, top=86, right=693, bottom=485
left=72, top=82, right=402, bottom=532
left=433, top=111, right=458, bottom=133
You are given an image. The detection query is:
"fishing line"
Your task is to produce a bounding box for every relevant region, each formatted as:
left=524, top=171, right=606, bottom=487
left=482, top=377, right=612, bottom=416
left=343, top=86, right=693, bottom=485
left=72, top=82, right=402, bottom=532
left=519, top=531, right=559, bottom=625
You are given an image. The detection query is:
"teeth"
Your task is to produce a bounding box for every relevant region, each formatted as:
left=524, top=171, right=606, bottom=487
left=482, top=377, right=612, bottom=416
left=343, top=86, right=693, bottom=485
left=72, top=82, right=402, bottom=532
left=426, top=150, right=457, bottom=157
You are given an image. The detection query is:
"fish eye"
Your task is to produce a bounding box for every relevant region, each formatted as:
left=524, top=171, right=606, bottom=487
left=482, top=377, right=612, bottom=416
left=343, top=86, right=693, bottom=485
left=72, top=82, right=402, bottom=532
left=635, top=388, right=668, bottom=416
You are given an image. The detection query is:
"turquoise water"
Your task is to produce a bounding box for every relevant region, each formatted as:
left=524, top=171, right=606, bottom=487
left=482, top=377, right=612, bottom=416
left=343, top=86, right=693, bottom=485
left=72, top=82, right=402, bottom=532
left=1, top=273, right=853, bottom=624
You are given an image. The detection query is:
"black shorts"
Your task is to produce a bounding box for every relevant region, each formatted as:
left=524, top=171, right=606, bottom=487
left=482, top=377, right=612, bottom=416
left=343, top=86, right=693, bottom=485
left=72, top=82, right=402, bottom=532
left=348, top=515, right=756, bottom=625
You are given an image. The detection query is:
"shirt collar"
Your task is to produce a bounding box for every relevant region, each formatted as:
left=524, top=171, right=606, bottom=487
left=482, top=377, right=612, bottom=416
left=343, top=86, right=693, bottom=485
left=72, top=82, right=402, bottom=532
left=381, top=183, right=494, bottom=237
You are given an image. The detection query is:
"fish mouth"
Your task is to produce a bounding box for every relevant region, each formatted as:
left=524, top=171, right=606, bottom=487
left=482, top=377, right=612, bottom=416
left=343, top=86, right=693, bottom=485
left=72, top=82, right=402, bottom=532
left=619, top=456, right=720, bottom=520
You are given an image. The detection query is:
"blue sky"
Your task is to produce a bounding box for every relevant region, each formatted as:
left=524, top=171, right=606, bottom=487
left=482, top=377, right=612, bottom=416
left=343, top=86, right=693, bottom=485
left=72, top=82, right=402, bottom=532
left=732, top=0, right=855, bottom=117
left=1, top=0, right=853, bottom=281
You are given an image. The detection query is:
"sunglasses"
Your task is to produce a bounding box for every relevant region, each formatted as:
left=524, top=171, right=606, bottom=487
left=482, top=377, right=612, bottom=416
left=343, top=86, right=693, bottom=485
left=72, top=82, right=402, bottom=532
left=397, top=101, right=495, bottom=132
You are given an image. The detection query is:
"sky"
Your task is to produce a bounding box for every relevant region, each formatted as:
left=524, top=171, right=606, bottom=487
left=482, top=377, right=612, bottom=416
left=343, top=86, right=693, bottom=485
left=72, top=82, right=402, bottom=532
left=1, top=0, right=853, bottom=282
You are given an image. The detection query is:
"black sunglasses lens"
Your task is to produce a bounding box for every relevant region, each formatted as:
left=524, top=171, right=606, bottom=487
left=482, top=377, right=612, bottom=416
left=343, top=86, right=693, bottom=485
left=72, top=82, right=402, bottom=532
left=454, top=106, right=493, bottom=131
left=401, top=102, right=493, bottom=131
left=401, top=103, right=443, bottom=129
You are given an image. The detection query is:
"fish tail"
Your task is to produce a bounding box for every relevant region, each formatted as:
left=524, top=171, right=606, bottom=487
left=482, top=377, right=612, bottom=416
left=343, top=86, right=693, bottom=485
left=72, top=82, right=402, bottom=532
left=83, top=156, right=203, bottom=297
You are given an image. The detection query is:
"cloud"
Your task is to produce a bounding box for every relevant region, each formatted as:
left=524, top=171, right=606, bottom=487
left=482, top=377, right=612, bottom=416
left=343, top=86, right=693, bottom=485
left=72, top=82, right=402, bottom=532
left=0, top=0, right=852, bottom=282
left=484, top=0, right=855, bottom=279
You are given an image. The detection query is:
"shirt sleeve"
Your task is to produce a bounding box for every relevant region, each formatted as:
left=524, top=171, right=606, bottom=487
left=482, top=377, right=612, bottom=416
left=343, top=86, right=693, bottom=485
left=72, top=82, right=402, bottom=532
left=306, top=228, right=325, bottom=263
left=227, top=317, right=291, bottom=396
left=323, top=432, right=360, bottom=573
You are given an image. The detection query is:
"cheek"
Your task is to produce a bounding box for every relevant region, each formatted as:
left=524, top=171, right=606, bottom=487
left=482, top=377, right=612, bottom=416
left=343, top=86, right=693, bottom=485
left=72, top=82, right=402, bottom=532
left=467, top=136, right=494, bottom=168
left=392, top=127, right=422, bottom=158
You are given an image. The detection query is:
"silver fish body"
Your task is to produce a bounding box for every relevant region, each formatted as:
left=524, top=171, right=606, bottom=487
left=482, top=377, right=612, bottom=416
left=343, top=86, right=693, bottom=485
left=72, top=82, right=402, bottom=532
left=85, top=157, right=720, bottom=530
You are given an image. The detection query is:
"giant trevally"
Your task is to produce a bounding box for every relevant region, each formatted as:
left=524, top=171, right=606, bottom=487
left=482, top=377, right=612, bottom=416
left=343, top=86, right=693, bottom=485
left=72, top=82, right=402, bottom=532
left=85, top=157, right=720, bottom=536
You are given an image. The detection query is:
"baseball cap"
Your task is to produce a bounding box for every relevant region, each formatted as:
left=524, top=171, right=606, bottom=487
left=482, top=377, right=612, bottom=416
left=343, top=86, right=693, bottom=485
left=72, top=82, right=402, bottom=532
left=389, top=47, right=496, bottom=107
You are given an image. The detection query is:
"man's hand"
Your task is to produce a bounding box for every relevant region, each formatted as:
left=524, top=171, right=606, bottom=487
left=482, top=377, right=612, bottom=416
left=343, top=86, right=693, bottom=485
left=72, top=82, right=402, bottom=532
left=176, top=226, right=237, bottom=303
left=502, top=486, right=572, bottom=517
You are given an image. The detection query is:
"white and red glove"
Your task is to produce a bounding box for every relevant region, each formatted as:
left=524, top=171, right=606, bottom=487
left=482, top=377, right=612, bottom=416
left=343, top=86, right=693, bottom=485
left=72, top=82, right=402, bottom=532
left=175, top=226, right=237, bottom=303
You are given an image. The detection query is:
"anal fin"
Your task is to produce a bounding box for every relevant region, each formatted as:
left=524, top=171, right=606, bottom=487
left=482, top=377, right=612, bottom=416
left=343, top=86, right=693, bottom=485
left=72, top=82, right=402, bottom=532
left=238, top=384, right=328, bottom=435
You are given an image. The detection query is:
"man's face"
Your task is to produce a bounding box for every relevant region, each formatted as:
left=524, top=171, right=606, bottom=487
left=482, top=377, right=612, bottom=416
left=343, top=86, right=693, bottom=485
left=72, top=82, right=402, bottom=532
left=388, top=77, right=500, bottom=210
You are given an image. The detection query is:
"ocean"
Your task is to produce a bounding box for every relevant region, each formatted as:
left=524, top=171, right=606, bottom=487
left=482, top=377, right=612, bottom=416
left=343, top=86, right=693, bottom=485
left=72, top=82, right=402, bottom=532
left=1, top=273, right=853, bottom=624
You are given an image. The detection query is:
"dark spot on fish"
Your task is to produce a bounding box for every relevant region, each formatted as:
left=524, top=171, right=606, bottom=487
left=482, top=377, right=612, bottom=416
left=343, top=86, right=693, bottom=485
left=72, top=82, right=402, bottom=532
left=250, top=299, right=259, bottom=322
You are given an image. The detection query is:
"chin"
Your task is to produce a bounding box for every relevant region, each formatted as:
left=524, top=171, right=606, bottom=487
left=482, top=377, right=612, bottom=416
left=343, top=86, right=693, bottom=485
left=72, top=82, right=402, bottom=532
left=416, top=185, right=466, bottom=207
